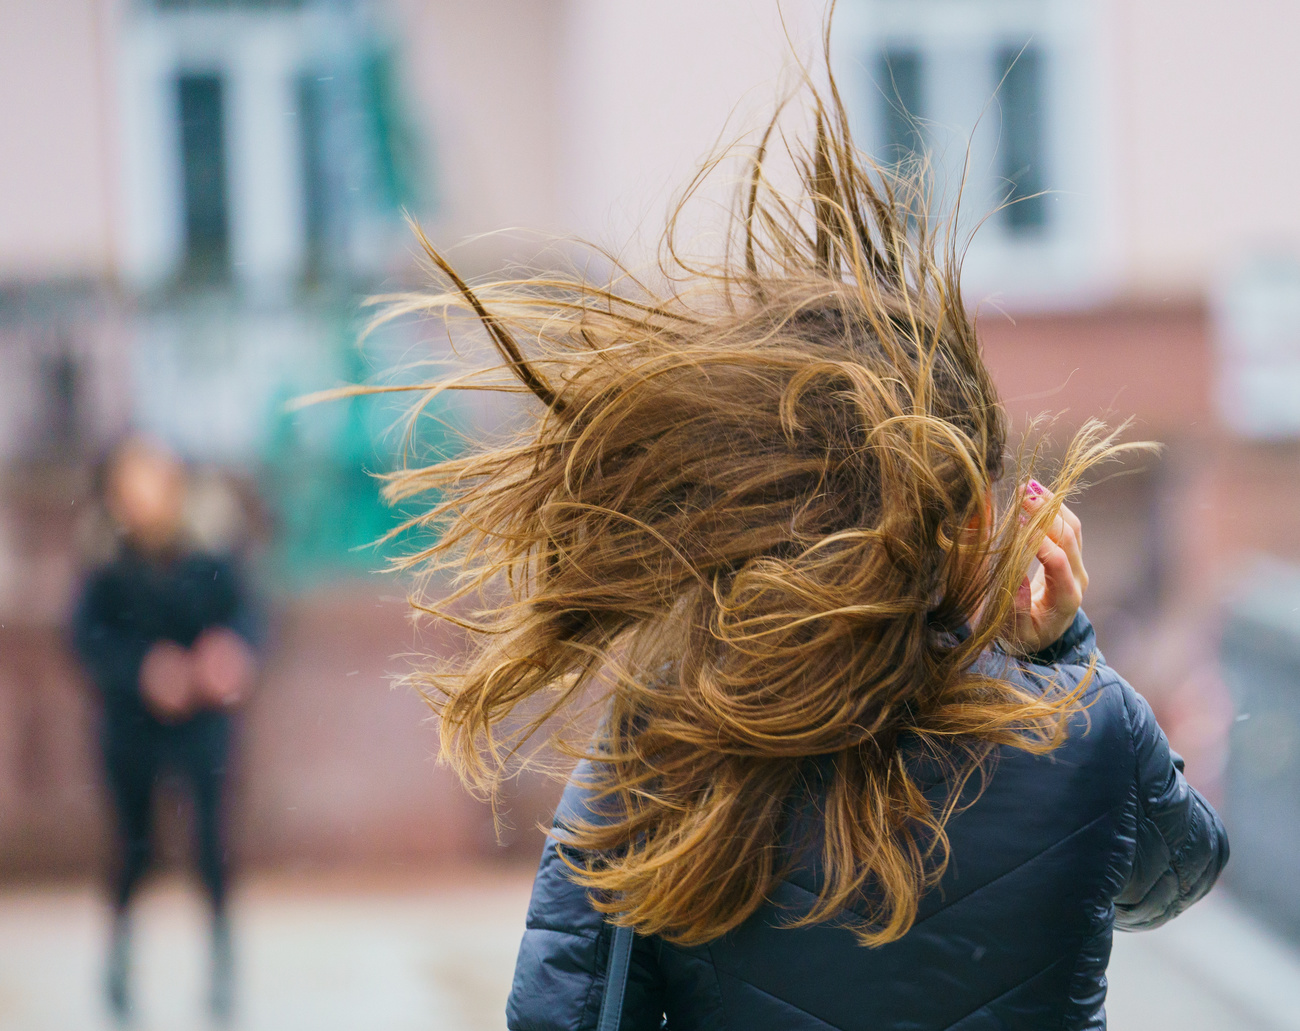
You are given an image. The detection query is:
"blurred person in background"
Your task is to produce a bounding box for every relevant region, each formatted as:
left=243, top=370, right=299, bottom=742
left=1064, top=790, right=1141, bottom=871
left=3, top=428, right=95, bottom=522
left=72, top=436, right=259, bottom=1024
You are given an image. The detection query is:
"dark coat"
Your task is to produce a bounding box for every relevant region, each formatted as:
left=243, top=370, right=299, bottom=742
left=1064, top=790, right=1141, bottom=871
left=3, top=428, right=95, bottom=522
left=72, top=547, right=257, bottom=743
left=506, top=612, right=1228, bottom=1031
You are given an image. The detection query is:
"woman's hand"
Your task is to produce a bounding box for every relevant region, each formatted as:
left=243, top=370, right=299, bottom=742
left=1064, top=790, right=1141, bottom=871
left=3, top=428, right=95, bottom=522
left=1008, top=480, right=1089, bottom=656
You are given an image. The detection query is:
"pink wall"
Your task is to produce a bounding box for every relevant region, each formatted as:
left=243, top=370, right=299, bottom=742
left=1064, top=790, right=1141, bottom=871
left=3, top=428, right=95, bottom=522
left=979, top=302, right=1212, bottom=436
left=555, top=0, right=822, bottom=257
left=0, top=0, right=119, bottom=282
left=1117, top=0, right=1300, bottom=292
left=385, top=0, right=567, bottom=262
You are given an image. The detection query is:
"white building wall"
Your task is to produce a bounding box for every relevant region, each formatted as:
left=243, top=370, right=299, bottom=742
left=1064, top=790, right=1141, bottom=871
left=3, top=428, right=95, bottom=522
left=546, top=0, right=1300, bottom=303
left=115, top=10, right=185, bottom=289
left=222, top=14, right=308, bottom=301
left=5, top=0, right=1300, bottom=300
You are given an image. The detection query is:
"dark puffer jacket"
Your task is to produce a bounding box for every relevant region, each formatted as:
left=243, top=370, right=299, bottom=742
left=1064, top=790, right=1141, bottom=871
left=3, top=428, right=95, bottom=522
left=506, top=612, right=1228, bottom=1030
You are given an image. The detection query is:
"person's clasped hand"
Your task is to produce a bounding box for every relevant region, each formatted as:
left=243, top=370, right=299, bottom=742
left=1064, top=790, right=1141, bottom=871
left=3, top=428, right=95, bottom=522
left=138, top=641, right=194, bottom=721
left=1007, top=480, right=1089, bottom=656
left=139, top=629, right=255, bottom=722
left=192, top=627, right=255, bottom=709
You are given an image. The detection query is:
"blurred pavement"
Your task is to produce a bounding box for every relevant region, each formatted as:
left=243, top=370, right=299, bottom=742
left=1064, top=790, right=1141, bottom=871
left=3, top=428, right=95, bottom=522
left=0, top=872, right=1296, bottom=1030
left=0, top=870, right=534, bottom=1031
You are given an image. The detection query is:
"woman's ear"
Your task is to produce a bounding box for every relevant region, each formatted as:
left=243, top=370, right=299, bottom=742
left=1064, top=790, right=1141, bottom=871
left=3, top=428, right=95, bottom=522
left=963, top=493, right=994, bottom=532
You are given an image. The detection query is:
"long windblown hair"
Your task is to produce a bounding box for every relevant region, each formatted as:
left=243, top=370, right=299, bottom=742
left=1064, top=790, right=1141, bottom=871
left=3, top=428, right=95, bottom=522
left=374, top=56, right=1132, bottom=947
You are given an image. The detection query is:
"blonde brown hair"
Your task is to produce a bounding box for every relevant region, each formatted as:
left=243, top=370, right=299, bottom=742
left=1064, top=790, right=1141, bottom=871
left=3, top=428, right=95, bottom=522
left=376, top=63, right=1130, bottom=947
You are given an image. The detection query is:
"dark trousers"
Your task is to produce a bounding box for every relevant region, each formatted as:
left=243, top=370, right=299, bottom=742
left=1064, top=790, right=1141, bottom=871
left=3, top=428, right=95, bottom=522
left=102, top=711, right=232, bottom=916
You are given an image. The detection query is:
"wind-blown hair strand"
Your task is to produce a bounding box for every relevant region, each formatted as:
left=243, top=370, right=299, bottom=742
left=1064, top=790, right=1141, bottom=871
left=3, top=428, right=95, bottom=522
left=378, top=63, right=1135, bottom=948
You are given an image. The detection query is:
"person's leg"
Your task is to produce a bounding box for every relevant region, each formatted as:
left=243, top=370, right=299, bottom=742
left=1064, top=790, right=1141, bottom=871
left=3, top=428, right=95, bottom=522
left=178, top=715, right=234, bottom=1020
left=102, top=726, right=157, bottom=1021
left=185, top=717, right=230, bottom=915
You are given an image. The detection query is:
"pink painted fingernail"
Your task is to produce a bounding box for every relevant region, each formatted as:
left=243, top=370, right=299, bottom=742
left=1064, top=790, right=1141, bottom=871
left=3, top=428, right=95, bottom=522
left=1027, top=480, right=1045, bottom=497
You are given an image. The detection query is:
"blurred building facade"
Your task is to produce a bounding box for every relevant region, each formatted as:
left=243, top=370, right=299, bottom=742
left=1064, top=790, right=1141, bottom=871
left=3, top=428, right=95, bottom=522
left=1, top=0, right=1298, bottom=919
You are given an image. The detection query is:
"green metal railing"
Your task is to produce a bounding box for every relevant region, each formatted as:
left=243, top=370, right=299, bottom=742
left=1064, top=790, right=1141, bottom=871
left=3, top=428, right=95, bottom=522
left=258, top=301, right=461, bottom=590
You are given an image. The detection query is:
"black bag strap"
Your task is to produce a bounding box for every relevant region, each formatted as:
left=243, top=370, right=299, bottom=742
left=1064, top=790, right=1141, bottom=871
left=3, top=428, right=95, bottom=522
left=596, top=923, right=635, bottom=1031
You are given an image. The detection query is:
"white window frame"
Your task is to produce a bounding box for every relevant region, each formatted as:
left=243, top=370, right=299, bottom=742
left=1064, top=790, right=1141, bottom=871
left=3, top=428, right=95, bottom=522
left=116, top=5, right=356, bottom=298
left=832, top=0, right=1119, bottom=310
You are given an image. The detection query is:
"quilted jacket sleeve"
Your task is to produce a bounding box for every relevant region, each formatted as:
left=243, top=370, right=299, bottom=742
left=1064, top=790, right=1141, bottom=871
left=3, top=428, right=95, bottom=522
left=506, top=767, right=664, bottom=1031
left=1113, top=675, right=1230, bottom=930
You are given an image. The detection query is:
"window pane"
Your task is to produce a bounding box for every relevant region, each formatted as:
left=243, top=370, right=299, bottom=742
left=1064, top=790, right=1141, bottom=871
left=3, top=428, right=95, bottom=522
left=361, top=47, right=419, bottom=214
left=154, top=1, right=303, bottom=10
left=996, top=45, right=1047, bottom=232
left=876, top=48, right=924, bottom=164
left=298, top=74, right=330, bottom=281
left=178, top=73, right=231, bottom=282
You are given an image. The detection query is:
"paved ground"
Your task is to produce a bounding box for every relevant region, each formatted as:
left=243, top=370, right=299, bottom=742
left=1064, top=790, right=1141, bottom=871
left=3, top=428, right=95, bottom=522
left=0, top=872, right=1297, bottom=1030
